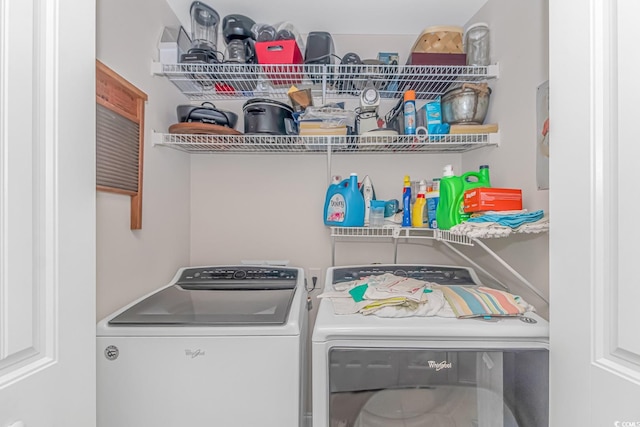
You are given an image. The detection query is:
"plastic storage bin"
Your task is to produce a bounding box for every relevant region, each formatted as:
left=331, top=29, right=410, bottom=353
left=255, top=40, right=303, bottom=85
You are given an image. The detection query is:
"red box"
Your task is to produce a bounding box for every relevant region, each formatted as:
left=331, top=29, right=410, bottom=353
left=255, top=40, right=303, bottom=86
left=408, top=52, right=467, bottom=66
left=463, top=187, right=523, bottom=213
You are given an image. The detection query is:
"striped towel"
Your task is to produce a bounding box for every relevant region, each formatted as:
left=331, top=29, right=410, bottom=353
left=437, top=285, right=529, bottom=318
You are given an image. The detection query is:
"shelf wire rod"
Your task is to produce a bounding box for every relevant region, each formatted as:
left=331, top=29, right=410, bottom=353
left=470, top=237, right=549, bottom=304
left=440, top=240, right=511, bottom=292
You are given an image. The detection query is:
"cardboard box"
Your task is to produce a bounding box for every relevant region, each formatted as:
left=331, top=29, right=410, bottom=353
left=463, top=187, right=523, bottom=213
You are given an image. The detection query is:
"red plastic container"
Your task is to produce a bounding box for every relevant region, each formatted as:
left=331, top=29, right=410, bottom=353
left=463, top=187, right=523, bottom=213
left=255, top=40, right=303, bottom=85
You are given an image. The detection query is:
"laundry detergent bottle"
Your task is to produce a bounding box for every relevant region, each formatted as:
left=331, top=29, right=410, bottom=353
left=436, top=165, right=491, bottom=229
left=411, top=180, right=427, bottom=227
left=324, top=173, right=365, bottom=227
left=459, top=165, right=491, bottom=222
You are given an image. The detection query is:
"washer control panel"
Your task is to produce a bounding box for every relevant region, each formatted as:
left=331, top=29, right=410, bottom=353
left=178, top=266, right=298, bottom=283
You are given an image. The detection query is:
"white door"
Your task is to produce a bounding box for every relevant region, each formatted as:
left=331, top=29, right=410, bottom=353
left=551, top=0, right=640, bottom=425
left=0, top=0, right=96, bottom=426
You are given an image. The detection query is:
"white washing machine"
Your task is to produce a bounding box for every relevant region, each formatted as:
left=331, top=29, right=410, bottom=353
left=97, top=265, right=308, bottom=427
left=312, top=264, right=549, bottom=427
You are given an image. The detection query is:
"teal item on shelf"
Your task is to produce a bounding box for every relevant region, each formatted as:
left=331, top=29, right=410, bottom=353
left=467, top=209, right=544, bottom=227
left=324, top=173, right=365, bottom=227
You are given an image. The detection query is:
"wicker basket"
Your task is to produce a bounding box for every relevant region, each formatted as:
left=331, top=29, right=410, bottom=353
left=411, top=26, right=464, bottom=54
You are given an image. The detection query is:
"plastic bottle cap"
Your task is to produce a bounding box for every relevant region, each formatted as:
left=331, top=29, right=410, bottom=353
left=443, top=164, right=454, bottom=177
left=480, top=164, right=489, bottom=169
left=404, top=90, right=416, bottom=101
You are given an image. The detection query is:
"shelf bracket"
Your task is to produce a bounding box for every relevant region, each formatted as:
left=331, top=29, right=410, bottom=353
left=439, top=240, right=511, bottom=292
left=469, top=237, right=549, bottom=304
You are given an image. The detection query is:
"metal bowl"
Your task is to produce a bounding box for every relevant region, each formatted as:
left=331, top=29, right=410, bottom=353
left=441, top=85, right=491, bottom=125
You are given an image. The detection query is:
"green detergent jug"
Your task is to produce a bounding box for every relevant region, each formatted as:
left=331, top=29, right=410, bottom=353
left=436, top=164, right=491, bottom=230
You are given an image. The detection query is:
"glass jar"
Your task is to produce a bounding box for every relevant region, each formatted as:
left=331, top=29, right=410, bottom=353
left=465, top=23, right=490, bottom=66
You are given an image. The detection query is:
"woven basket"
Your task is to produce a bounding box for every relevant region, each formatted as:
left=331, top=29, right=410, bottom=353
left=411, top=26, right=464, bottom=54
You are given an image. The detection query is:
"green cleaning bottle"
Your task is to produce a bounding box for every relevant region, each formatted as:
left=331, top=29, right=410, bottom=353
left=458, top=165, right=491, bottom=222
left=436, top=164, right=492, bottom=229
left=435, top=165, right=464, bottom=230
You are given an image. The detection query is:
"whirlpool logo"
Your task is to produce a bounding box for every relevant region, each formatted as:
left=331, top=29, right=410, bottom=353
left=184, top=349, right=206, bottom=358
left=428, top=360, right=453, bottom=371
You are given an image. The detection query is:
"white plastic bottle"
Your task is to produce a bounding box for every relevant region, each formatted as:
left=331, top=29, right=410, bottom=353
left=360, top=175, right=375, bottom=226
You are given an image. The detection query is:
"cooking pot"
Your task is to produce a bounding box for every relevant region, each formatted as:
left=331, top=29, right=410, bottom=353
left=441, top=83, right=491, bottom=125
left=242, top=98, right=297, bottom=135
left=177, top=102, right=238, bottom=128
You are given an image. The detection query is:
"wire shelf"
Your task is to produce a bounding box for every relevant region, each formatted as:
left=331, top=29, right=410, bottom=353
left=155, top=62, right=498, bottom=100
left=154, top=133, right=498, bottom=154
left=330, top=226, right=474, bottom=246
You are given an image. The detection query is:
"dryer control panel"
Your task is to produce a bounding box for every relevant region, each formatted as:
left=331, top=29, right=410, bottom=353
left=331, top=265, right=481, bottom=287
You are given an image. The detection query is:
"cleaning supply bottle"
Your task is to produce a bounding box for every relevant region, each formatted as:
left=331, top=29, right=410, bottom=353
left=412, top=180, right=427, bottom=227
left=403, top=90, right=416, bottom=135
left=426, top=178, right=440, bottom=229
left=459, top=165, right=491, bottom=222
left=435, top=165, right=464, bottom=230
left=324, top=173, right=365, bottom=227
left=359, top=175, right=376, bottom=226
left=479, top=164, right=491, bottom=187
left=402, top=175, right=412, bottom=227
left=436, top=165, right=492, bottom=229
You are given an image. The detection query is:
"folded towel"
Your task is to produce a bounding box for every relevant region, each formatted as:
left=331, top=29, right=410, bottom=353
left=437, top=285, right=532, bottom=318
left=515, top=215, right=549, bottom=233
left=450, top=221, right=512, bottom=238
left=466, top=209, right=544, bottom=228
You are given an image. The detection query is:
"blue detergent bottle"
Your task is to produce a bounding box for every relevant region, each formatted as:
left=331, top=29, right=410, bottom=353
left=324, top=173, right=365, bottom=227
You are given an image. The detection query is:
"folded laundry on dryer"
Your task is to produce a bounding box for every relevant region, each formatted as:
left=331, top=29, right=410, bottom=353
left=318, top=273, right=535, bottom=318
left=438, top=285, right=535, bottom=318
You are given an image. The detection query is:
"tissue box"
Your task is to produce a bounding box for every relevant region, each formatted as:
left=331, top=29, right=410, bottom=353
left=463, top=188, right=523, bottom=213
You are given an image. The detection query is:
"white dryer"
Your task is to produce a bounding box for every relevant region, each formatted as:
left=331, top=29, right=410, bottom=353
left=97, top=265, right=308, bottom=427
left=312, top=264, right=549, bottom=427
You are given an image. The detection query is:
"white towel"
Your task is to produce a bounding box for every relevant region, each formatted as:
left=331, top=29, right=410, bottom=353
left=450, top=221, right=512, bottom=238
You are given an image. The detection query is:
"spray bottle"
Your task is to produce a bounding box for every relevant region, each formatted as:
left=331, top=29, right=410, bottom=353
left=402, top=175, right=412, bottom=227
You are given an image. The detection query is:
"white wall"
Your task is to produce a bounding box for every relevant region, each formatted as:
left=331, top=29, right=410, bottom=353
left=461, top=0, right=550, bottom=317
left=96, top=0, right=192, bottom=320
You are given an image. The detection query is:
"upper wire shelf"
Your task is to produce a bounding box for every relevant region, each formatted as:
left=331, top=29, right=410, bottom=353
left=153, top=133, right=499, bottom=154
left=152, top=62, right=499, bottom=101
